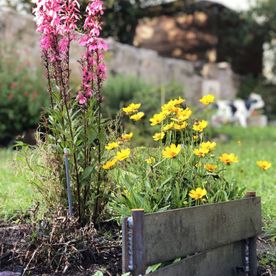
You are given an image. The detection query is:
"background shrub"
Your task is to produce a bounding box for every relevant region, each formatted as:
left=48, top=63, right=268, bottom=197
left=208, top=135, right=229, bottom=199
left=0, top=47, right=47, bottom=146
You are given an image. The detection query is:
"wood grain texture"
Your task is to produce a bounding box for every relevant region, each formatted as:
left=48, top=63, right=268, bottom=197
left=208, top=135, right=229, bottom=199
left=132, top=210, right=146, bottom=275
left=143, top=197, right=261, bottom=265
left=122, top=217, right=129, bottom=273
left=148, top=241, right=244, bottom=276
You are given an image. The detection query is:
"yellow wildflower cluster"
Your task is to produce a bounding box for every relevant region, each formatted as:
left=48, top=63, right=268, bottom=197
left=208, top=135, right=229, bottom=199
left=122, top=103, right=144, bottom=121
left=103, top=132, right=134, bottom=170
left=149, top=97, right=192, bottom=128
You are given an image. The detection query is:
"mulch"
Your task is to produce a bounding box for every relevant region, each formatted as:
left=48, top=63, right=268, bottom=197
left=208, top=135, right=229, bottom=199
left=0, top=221, right=122, bottom=275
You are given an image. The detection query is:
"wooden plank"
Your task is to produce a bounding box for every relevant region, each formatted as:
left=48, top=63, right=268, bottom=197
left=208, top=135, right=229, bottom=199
left=122, top=217, right=129, bottom=273
left=245, top=192, right=258, bottom=276
left=132, top=209, right=146, bottom=275
left=143, top=197, right=261, bottom=266
left=248, top=237, right=258, bottom=276
left=148, top=241, right=244, bottom=276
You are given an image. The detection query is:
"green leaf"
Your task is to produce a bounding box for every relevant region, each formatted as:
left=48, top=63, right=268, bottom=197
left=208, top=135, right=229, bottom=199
left=146, top=263, right=162, bottom=273
left=92, top=271, right=104, bottom=276
left=81, top=166, right=95, bottom=181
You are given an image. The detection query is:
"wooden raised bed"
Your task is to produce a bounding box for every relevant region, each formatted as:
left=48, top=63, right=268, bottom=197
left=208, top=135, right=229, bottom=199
left=122, top=193, right=261, bottom=276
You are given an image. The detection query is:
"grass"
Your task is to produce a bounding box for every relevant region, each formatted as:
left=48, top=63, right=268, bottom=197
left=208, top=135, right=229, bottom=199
left=0, top=149, right=35, bottom=219
left=0, top=126, right=275, bottom=228
left=216, top=126, right=276, bottom=226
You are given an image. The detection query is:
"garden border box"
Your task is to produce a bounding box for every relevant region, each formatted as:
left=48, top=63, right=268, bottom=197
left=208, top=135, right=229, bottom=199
left=122, top=194, right=261, bottom=276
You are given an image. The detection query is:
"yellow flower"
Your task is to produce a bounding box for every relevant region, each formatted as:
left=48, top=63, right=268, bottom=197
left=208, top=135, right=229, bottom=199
left=193, top=135, right=199, bottom=140
left=192, top=120, right=208, bottom=132
left=153, top=132, right=165, bottom=141
left=116, top=148, right=131, bottom=161
left=145, top=157, right=155, bottom=165
left=162, top=122, right=174, bottom=132
left=122, top=103, right=141, bottom=115
left=219, top=153, right=239, bottom=165
left=105, top=142, right=119, bottom=150
left=200, top=141, right=216, bottom=152
left=121, top=132, right=133, bottom=142
left=169, top=96, right=185, bottom=106
left=189, top=188, right=207, bottom=200
left=149, top=112, right=166, bottom=126
left=173, top=121, right=188, bottom=130
left=204, top=163, right=218, bottom=172
left=194, top=147, right=209, bottom=157
left=162, top=144, right=181, bottom=159
left=130, top=112, right=145, bottom=121
left=256, top=160, right=272, bottom=171
left=162, top=97, right=185, bottom=113
left=175, top=107, right=192, bottom=121
left=199, top=94, right=215, bottom=105
left=102, top=158, right=117, bottom=170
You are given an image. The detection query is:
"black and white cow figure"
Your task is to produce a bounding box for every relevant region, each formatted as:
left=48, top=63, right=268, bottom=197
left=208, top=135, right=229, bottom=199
left=211, top=93, right=265, bottom=127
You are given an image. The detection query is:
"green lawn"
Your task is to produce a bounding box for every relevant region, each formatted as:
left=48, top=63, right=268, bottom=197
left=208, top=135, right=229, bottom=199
left=217, top=126, right=276, bottom=226
left=0, top=149, right=35, bottom=219
left=0, top=126, right=276, bottom=226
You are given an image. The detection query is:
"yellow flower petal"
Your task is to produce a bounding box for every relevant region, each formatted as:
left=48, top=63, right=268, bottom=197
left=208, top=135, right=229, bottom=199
left=189, top=187, right=207, bottom=200
left=153, top=132, right=165, bottom=141
left=219, top=153, right=239, bottom=165
left=162, top=144, right=181, bottom=159
left=256, top=160, right=271, bottom=171
left=102, top=158, right=117, bottom=170
left=130, top=112, right=144, bottom=121
left=199, top=94, right=215, bottom=105
left=193, top=120, right=208, bottom=132
left=122, top=103, right=141, bottom=115
left=105, top=142, right=119, bottom=150
left=121, top=132, right=133, bottom=141
left=116, top=148, right=131, bottom=161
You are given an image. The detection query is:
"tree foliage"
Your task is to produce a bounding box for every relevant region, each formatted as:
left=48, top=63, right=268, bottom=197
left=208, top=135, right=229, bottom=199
left=3, top=0, right=193, bottom=44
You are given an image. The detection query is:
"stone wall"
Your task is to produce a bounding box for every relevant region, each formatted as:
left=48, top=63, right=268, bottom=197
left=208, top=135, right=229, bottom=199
left=0, top=8, right=239, bottom=103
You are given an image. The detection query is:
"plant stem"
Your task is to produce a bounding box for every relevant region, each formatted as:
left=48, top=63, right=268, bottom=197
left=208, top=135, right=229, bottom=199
left=93, top=50, right=103, bottom=224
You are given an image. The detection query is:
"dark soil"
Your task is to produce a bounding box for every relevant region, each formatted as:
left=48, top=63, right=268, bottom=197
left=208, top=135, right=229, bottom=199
left=0, top=220, right=122, bottom=275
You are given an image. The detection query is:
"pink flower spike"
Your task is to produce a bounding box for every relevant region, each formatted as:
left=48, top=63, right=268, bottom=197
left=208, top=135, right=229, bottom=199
left=77, top=92, right=87, bottom=105
left=85, top=88, right=93, bottom=98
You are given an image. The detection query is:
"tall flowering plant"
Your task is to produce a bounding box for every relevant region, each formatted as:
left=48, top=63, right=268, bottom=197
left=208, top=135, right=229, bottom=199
left=33, top=0, right=108, bottom=223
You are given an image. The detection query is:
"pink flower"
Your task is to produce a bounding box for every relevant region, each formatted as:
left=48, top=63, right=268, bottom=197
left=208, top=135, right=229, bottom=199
left=86, top=0, right=104, bottom=16
left=59, top=37, right=69, bottom=54
left=85, top=88, right=93, bottom=98
left=97, top=63, right=106, bottom=79
left=76, top=92, right=87, bottom=105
